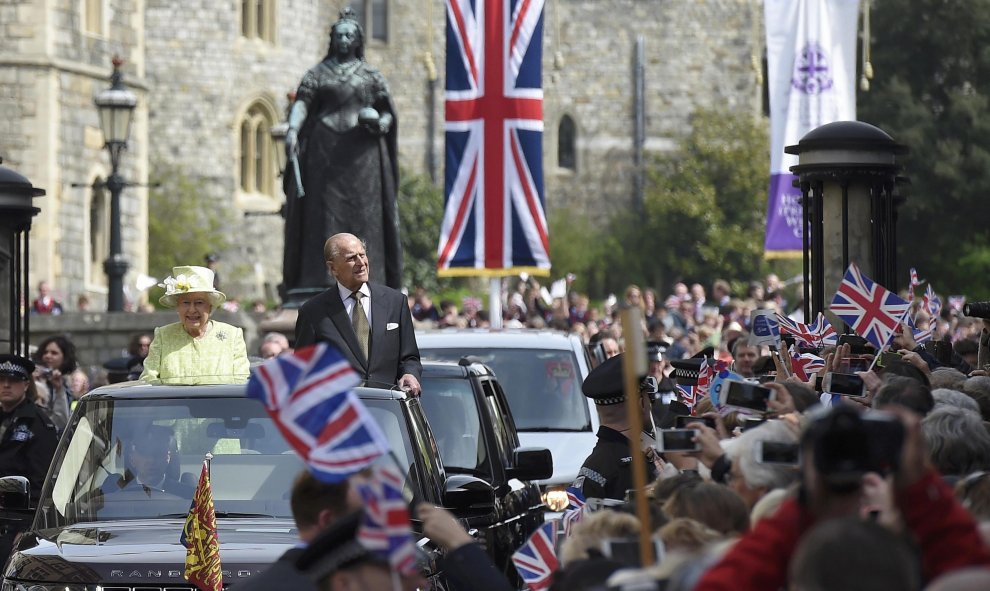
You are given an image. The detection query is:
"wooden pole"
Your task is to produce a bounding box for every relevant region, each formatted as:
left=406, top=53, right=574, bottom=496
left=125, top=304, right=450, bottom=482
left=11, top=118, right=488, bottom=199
left=620, top=306, right=653, bottom=567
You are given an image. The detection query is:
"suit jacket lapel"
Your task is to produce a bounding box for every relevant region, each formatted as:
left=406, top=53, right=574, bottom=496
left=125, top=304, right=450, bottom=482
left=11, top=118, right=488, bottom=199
left=327, top=286, right=367, bottom=369
left=369, top=284, right=388, bottom=364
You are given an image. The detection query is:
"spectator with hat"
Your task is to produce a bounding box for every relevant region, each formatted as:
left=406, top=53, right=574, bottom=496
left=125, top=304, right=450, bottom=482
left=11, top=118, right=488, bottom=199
left=572, top=353, right=658, bottom=502
left=140, top=265, right=249, bottom=385
left=0, top=354, right=58, bottom=502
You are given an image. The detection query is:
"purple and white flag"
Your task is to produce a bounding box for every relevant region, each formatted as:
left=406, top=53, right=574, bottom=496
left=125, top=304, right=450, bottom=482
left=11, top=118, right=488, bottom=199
left=763, top=0, right=861, bottom=255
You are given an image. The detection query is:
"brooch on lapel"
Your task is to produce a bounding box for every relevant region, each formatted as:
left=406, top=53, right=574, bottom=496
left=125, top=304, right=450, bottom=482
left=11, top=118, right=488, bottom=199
left=216, top=331, right=227, bottom=342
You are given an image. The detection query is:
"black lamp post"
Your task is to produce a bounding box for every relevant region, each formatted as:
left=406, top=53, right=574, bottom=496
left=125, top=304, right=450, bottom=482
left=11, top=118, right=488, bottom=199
left=94, top=57, right=137, bottom=312
left=787, top=121, right=907, bottom=321
left=0, top=160, right=44, bottom=355
left=270, top=121, right=288, bottom=178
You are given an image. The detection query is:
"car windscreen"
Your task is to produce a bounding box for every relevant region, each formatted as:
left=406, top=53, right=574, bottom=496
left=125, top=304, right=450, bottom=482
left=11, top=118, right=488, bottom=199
left=420, top=348, right=591, bottom=431
left=35, top=397, right=302, bottom=527
left=418, top=377, right=489, bottom=477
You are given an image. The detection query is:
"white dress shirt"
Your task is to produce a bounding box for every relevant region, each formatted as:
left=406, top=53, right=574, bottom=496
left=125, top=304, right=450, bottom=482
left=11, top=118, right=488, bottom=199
left=337, top=282, right=372, bottom=328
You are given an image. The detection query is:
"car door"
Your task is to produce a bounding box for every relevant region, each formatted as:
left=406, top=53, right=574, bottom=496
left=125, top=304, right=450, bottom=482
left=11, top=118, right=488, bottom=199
left=476, top=376, right=545, bottom=583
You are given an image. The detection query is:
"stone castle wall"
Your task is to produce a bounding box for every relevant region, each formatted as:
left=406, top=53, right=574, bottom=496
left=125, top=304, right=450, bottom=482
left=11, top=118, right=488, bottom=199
left=3, top=0, right=762, bottom=307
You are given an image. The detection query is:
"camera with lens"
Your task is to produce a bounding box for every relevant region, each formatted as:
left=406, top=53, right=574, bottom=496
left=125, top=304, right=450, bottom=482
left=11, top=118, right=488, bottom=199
left=964, top=301, right=990, bottom=319
left=38, top=366, right=53, bottom=379
left=806, top=406, right=904, bottom=492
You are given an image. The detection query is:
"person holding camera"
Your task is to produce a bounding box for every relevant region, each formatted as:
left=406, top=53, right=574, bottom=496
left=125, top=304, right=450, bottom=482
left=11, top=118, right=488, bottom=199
left=694, top=405, right=990, bottom=590
left=32, top=334, right=76, bottom=432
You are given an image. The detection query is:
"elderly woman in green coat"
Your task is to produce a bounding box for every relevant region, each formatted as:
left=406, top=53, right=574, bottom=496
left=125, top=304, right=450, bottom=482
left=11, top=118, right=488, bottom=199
left=140, top=265, right=249, bottom=385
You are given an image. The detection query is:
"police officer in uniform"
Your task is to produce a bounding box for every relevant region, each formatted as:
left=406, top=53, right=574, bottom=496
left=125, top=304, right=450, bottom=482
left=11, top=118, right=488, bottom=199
left=572, top=353, right=658, bottom=502
left=0, top=354, right=59, bottom=501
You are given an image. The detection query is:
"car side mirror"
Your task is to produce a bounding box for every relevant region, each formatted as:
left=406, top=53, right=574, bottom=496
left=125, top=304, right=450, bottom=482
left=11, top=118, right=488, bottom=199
left=507, top=447, right=553, bottom=481
left=0, top=476, right=30, bottom=510
left=442, top=474, right=495, bottom=512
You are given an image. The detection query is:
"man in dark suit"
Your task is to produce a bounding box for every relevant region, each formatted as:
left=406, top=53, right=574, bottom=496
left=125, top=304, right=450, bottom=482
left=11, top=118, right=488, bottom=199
left=294, top=233, right=422, bottom=395
left=234, top=470, right=358, bottom=591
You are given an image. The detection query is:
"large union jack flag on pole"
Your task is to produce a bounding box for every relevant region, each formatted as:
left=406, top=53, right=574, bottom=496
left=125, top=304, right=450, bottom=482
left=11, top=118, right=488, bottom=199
left=439, top=0, right=550, bottom=276
left=246, top=344, right=390, bottom=483
left=829, top=262, right=911, bottom=349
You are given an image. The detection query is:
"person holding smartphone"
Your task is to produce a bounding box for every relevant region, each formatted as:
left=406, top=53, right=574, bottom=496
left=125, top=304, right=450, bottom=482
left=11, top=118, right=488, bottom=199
left=572, top=354, right=658, bottom=502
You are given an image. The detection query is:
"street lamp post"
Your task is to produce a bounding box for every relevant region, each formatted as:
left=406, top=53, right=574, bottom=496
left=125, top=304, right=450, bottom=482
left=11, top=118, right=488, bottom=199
left=94, top=57, right=137, bottom=312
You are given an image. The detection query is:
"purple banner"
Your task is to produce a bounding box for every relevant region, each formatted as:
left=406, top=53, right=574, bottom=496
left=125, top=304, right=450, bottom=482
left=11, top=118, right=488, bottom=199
left=764, top=173, right=804, bottom=254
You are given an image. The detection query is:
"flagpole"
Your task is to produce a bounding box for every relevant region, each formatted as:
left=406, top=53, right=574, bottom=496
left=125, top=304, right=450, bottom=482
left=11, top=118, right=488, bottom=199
left=489, top=277, right=503, bottom=328
left=205, top=452, right=213, bottom=480
left=619, top=307, right=653, bottom=568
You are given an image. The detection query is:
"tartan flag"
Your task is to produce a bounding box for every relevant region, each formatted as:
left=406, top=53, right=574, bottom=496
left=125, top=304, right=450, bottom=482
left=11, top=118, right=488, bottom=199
left=180, top=462, right=222, bottom=591
left=246, top=343, right=390, bottom=483
left=439, top=0, right=550, bottom=276
left=777, top=312, right=838, bottom=348
left=355, top=464, right=418, bottom=576
left=512, top=520, right=560, bottom=591
left=560, top=487, right=587, bottom=537
left=829, top=263, right=911, bottom=349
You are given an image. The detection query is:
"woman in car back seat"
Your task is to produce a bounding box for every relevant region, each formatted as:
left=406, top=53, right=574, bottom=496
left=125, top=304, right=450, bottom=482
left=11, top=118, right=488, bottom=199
left=140, top=265, right=249, bottom=385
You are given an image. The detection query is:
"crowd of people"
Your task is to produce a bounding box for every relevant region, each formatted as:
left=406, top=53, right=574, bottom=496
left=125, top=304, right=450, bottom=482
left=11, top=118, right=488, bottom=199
left=11, top=240, right=990, bottom=590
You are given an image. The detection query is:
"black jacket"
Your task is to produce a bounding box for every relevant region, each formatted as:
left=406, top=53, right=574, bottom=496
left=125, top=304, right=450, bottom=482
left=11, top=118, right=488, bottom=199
left=442, top=542, right=514, bottom=591
left=572, top=426, right=652, bottom=502
left=231, top=547, right=314, bottom=591
left=294, top=282, right=422, bottom=386
left=0, top=399, right=58, bottom=502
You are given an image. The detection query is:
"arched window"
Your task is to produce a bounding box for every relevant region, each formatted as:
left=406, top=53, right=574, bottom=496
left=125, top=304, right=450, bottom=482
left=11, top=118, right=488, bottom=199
left=241, top=0, right=275, bottom=42
left=238, top=102, right=277, bottom=196
left=558, top=115, right=577, bottom=171
left=89, top=178, right=109, bottom=287
left=349, top=0, right=389, bottom=43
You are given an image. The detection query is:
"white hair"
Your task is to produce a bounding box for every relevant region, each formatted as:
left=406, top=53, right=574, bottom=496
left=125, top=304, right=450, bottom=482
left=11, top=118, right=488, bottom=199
left=728, top=419, right=800, bottom=491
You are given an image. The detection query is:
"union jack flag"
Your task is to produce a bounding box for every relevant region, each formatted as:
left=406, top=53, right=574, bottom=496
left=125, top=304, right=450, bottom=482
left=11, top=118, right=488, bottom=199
left=776, top=313, right=838, bottom=348
left=907, top=267, right=924, bottom=301
left=439, top=0, right=550, bottom=276
left=513, top=520, right=559, bottom=590
left=356, top=464, right=418, bottom=576
left=246, top=344, right=390, bottom=483
left=560, top=487, right=587, bottom=537
left=676, top=384, right=697, bottom=412
left=830, top=263, right=911, bottom=349
left=949, top=295, right=967, bottom=313
left=922, top=284, right=942, bottom=319
left=788, top=344, right=826, bottom=381
left=696, top=358, right=713, bottom=400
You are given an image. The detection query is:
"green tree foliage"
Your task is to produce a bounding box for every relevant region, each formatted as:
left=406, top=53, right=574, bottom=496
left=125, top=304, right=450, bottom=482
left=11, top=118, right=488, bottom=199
left=859, top=0, right=990, bottom=297
left=567, top=108, right=771, bottom=296
left=147, top=162, right=232, bottom=305
left=398, top=171, right=451, bottom=293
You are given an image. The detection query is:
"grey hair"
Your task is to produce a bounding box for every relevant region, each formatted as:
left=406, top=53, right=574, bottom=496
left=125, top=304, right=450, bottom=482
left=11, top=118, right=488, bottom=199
left=931, top=388, right=981, bottom=415
left=323, top=233, right=368, bottom=261
left=921, top=406, right=990, bottom=477
left=728, top=419, right=800, bottom=491
left=930, top=368, right=968, bottom=391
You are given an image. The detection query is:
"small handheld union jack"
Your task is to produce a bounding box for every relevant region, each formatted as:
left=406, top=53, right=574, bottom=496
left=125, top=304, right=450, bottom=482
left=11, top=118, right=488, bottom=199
left=355, top=464, right=419, bottom=576
left=560, top=487, right=587, bottom=537
left=246, top=343, right=391, bottom=483
left=776, top=313, right=838, bottom=348
left=830, top=263, right=911, bottom=349
left=512, top=520, right=560, bottom=591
